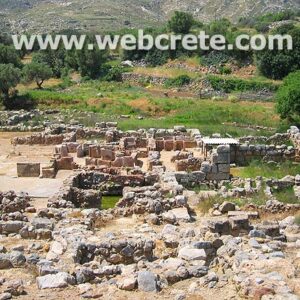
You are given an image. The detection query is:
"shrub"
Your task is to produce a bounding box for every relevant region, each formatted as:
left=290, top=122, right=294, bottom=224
left=103, top=65, right=124, bottom=82
left=201, top=51, right=230, bottom=66
left=256, top=27, right=300, bottom=80
left=276, top=71, right=300, bottom=120
left=228, top=95, right=239, bottom=103
left=207, top=75, right=277, bottom=93
left=168, top=11, right=195, bottom=34
left=219, top=66, right=232, bottom=75
left=165, top=75, right=191, bottom=88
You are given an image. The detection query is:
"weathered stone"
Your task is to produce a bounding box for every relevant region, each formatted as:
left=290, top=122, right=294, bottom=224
left=137, top=271, right=158, bottom=292
left=117, top=277, right=137, bottom=291
left=0, top=254, right=12, bottom=269
left=36, top=272, right=75, bottom=289
left=170, top=208, right=191, bottom=222
left=219, top=202, right=236, bottom=213
left=17, top=163, right=40, bottom=177
left=178, top=247, right=207, bottom=261
left=31, top=218, right=54, bottom=230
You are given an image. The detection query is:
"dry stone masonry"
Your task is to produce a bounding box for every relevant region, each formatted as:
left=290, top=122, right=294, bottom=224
left=0, top=111, right=300, bottom=299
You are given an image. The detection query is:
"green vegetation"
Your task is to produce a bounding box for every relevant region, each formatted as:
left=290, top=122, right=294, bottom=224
left=22, top=62, right=53, bottom=89
left=168, top=11, right=195, bottom=34
left=236, top=160, right=300, bottom=178
left=197, top=185, right=300, bottom=213
left=271, top=187, right=299, bottom=204
left=16, top=78, right=283, bottom=136
left=0, top=63, right=21, bottom=107
left=256, top=26, right=300, bottom=80
left=239, top=10, right=300, bottom=32
left=207, top=75, right=278, bottom=93
left=197, top=188, right=270, bottom=212
left=165, top=75, right=191, bottom=88
left=101, top=196, right=121, bottom=209
left=276, top=71, right=300, bottom=120
left=0, top=43, right=22, bottom=67
left=0, top=9, right=299, bottom=136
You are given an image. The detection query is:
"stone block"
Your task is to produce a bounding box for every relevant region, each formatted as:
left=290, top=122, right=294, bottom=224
left=218, top=164, right=230, bottom=173
left=42, top=167, right=56, bottom=179
left=56, top=157, right=74, bottom=170
left=17, top=163, right=40, bottom=177
left=89, top=145, right=101, bottom=158
left=101, top=149, right=115, bottom=161
left=164, top=140, right=174, bottom=151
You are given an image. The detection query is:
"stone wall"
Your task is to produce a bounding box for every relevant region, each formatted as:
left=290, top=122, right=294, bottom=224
left=121, top=73, right=167, bottom=85
left=12, top=132, right=76, bottom=145
left=174, top=145, right=231, bottom=185
left=47, top=171, right=149, bottom=208
left=289, top=126, right=300, bottom=154
left=232, top=144, right=295, bottom=165
left=148, top=137, right=197, bottom=152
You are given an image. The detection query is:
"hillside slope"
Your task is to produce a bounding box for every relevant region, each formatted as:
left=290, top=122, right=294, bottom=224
left=0, top=0, right=299, bottom=33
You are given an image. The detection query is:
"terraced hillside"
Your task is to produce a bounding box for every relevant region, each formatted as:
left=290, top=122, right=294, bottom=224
left=0, top=0, right=299, bottom=33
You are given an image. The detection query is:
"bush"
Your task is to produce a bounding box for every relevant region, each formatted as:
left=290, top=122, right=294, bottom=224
left=256, top=27, right=300, bottom=80
left=145, top=49, right=168, bottom=66
left=219, top=66, right=232, bottom=75
left=228, top=95, right=239, bottom=103
left=276, top=70, right=300, bottom=120
left=207, top=75, right=277, bottom=93
left=168, top=11, right=195, bottom=34
left=165, top=75, right=191, bottom=88
left=201, top=52, right=230, bottom=66
left=103, top=65, right=124, bottom=82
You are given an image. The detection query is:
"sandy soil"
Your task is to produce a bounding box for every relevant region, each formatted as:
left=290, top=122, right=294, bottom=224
left=0, top=132, right=72, bottom=197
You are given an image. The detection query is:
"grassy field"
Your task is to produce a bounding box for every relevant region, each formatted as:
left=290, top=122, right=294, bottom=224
left=233, top=161, right=300, bottom=179
left=17, top=79, right=287, bottom=137
left=197, top=188, right=270, bottom=213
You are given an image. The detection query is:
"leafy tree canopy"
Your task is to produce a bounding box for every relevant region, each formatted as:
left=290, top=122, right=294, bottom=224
left=276, top=71, right=300, bottom=120
left=22, top=62, right=53, bottom=88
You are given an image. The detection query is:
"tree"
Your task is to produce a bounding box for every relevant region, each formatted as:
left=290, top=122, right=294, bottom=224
left=208, top=18, right=231, bottom=35
left=75, top=47, right=108, bottom=79
left=0, top=64, right=21, bottom=107
left=276, top=71, right=300, bottom=120
left=0, top=44, right=22, bottom=67
left=32, top=50, right=65, bottom=78
left=256, top=27, right=300, bottom=79
left=168, top=11, right=194, bottom=34
left=22, top=62, right=53, bottom=89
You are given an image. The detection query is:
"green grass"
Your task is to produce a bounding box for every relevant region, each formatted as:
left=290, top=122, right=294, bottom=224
left=18, top=79, right=287, bottom=137
left=197, top=189, right=270, bottom=213
left=272, top=187, right=299, bottom=204
left=236, top=160, right=300, bottom=179
left=101, top=195, right=121, bottom=209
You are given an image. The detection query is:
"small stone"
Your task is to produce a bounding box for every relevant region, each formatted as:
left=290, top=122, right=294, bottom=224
left=249, top=238, right=262, bottom=249
left=0, top=254, right=12, bottom=269
left=11, top=245, right=24, bottom=252
left=9, top=251, right=26, bottom=267
left=137, top=271, right=158, bottom=292
left=219, top=202, right=236, bottom=213
left=118, top=277, right=137, bottom=291
left=0, top=293, right=11, bottom=300
left=249, top=229, right=266, bottom=239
